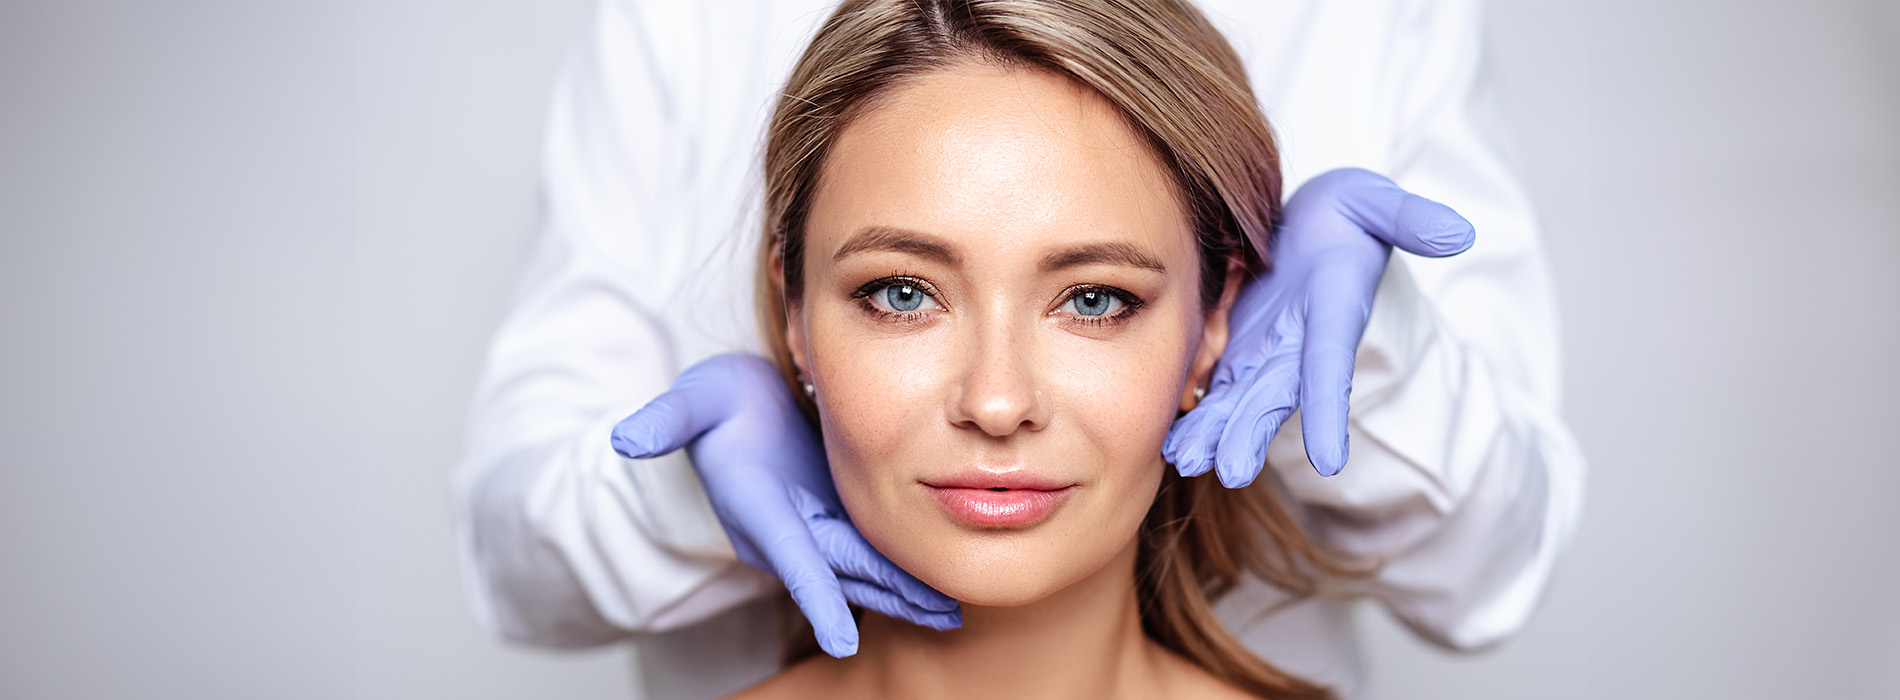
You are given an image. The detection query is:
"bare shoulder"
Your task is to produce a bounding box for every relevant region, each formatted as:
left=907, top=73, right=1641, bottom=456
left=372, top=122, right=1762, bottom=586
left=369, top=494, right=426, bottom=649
left=723, top=656, right=850, bottom=700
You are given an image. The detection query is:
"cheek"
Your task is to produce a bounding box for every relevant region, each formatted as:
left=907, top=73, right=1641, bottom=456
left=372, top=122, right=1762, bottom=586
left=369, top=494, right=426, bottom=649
left=1051, top=316, right=1201, bottom=459
left=1059, top=316, right=1198, bottom=510
left=799, top=304, right=948, bottom=532
left=808, top=344, right=941, bottom=462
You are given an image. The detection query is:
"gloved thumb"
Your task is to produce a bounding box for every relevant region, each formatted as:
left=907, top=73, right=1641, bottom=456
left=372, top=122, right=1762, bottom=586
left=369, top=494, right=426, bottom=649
left=1308, top=168, right=1476, bottom=257
left=610, top=389, right=711, bottom=459
left=1391, top=193, right=1475, bottom=257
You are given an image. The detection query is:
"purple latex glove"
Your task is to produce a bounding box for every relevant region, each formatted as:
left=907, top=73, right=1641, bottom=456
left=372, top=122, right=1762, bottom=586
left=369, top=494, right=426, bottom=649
left=1164, top=168, right=1477, bottom=485
left=610, top=354, right=960, bottom=658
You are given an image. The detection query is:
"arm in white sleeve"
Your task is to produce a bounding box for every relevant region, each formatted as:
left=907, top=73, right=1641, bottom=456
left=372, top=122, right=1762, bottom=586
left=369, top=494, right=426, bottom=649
left=1264, top=0, right=1587, bottom=651
left=452, top=0, right=776, bottom=648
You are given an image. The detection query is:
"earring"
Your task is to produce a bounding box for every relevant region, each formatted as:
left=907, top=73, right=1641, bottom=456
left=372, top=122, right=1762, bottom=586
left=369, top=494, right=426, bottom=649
left=1181, top=383, right=1209, bottom=415
left=801, top=377, right=815, bottom=399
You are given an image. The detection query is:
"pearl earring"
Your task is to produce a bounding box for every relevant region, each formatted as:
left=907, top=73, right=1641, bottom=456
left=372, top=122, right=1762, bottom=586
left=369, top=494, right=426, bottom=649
left=1193, top=385, right=1207, bottom=401
left=802, top=378, right=815, bottom=399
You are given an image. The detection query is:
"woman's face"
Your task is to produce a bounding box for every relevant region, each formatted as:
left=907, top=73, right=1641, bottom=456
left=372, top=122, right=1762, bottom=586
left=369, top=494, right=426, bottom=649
left=784, top=62, right=1236, bottom=607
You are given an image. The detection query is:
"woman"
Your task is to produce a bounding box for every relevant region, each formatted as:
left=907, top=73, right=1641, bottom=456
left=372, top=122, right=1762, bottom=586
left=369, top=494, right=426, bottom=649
left=736, top=1, right=1362, bottom=696
left=459, top=0, right=1587, bottom=695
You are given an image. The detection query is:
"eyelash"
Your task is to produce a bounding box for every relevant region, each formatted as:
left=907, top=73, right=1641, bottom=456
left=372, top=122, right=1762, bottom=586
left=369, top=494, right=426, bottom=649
left=851, top=275, right=942, bottom=326
left=1061, top=285, right=1145, bottom=327
left=849, top=275, right=1145, bottom=327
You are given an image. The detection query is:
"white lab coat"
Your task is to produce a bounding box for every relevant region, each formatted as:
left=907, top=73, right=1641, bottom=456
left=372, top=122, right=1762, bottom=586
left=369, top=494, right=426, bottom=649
left=454, top=0, right=1588, bottom=698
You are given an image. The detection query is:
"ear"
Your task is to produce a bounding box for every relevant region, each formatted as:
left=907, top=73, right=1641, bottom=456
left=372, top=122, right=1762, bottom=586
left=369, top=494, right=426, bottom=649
left=1180, top=256, right=1246, bottom=412
left=771, top=247, right=812, bottom=378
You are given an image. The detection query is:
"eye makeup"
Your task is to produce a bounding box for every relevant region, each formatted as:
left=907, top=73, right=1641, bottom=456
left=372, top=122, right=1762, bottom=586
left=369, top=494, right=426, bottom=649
left=847, top=274, right=1146, bottom=329
left=1054, top=284, right=1143, bottom=328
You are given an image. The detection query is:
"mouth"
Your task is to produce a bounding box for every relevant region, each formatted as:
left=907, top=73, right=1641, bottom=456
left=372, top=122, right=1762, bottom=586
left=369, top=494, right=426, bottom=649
left=922, top=471, right=1076, bottom=528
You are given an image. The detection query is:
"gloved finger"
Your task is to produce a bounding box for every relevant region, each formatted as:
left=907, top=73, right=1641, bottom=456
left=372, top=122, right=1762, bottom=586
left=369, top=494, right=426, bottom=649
left=748, top=487, right=859, bottom=658
left=1316, top=168, right=1475, bottom=257
left=1167, top=348, right=1253, bottom=477
left=1169, top=277, right=1281, bottom=474
left=814, top=521, right=958, bottom=613
left=610, top=387, right=718, bottom=459
left=1162, top=363, right=1214, bottom=463
left=794, top=487, right=959, bottom=613
left=839, top=579, right=963, bottom=631
left=1297, top=290, right=1373, bottom=477
left=1168, top=367, right=1245, bottom=478
left=1212, top=348, right=1302, bottom=488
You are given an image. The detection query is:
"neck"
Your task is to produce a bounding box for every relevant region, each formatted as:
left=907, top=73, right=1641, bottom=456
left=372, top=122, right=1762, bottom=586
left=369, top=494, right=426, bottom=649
left=837, top=540, right=1171, bottom=700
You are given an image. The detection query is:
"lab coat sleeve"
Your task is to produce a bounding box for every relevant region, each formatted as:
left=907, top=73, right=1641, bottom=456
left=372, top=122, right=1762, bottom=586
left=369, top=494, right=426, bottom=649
left=451, top=0, right=775, bottom=649
left=1263, top=0, right=1588, bottom=651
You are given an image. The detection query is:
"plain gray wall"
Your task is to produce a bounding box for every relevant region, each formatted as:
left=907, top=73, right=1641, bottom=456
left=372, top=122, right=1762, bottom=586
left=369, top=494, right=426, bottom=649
left=1, top=1, right=1894, bottom=698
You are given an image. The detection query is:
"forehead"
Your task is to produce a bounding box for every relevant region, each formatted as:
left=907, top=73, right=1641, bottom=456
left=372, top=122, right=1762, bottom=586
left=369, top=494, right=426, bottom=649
left=806, top=62, right=1194, bottom=266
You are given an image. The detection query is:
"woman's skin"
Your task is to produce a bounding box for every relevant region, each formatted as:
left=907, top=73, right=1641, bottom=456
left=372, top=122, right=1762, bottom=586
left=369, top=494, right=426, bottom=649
left=738, top=61, right=1251, bottom=700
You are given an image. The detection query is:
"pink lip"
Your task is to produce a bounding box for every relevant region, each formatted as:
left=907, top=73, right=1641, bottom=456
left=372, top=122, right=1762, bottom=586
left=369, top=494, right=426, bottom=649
left=923, top=469, right=1075, bottom=528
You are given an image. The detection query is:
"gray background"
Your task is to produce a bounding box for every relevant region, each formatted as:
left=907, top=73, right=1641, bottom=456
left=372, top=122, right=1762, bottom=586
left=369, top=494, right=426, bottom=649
left=1, top=0, right=1895, bottom=698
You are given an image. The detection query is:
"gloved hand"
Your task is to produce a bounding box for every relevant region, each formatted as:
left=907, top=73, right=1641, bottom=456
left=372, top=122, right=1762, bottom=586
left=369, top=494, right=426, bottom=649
left=609, top=354, right=960, bottom=658
left=1164, top=168, right=1477, bottom=485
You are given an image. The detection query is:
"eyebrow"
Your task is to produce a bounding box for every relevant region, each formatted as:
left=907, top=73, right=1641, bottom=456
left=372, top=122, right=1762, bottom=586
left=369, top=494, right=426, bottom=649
left=832, top=226, right=960, bottom=265
left=1039, top=242, right=1167, bottom=274
left=830, top=225, right=1167, bottom=274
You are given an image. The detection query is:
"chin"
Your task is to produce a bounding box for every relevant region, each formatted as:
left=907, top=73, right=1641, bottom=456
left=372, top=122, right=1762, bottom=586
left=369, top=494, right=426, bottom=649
left=924, top=542, right=1076, bottom=607
left=864, top=513, right=1136, bottom=609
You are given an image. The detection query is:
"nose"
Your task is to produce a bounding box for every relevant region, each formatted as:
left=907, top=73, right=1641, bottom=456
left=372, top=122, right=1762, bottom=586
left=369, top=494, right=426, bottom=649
left=946, top=315, right=1050, bottom=437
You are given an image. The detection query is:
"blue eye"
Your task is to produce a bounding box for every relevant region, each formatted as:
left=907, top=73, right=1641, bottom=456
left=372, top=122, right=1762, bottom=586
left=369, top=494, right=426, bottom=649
left=1063, top=289, right=1124, bottom=317
left=873, top=281, right=939, bottom=313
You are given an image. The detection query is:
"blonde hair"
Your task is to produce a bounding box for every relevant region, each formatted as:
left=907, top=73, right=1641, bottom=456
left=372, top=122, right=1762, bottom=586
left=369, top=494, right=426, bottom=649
left=756, top=1, right=1367, bottom=697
